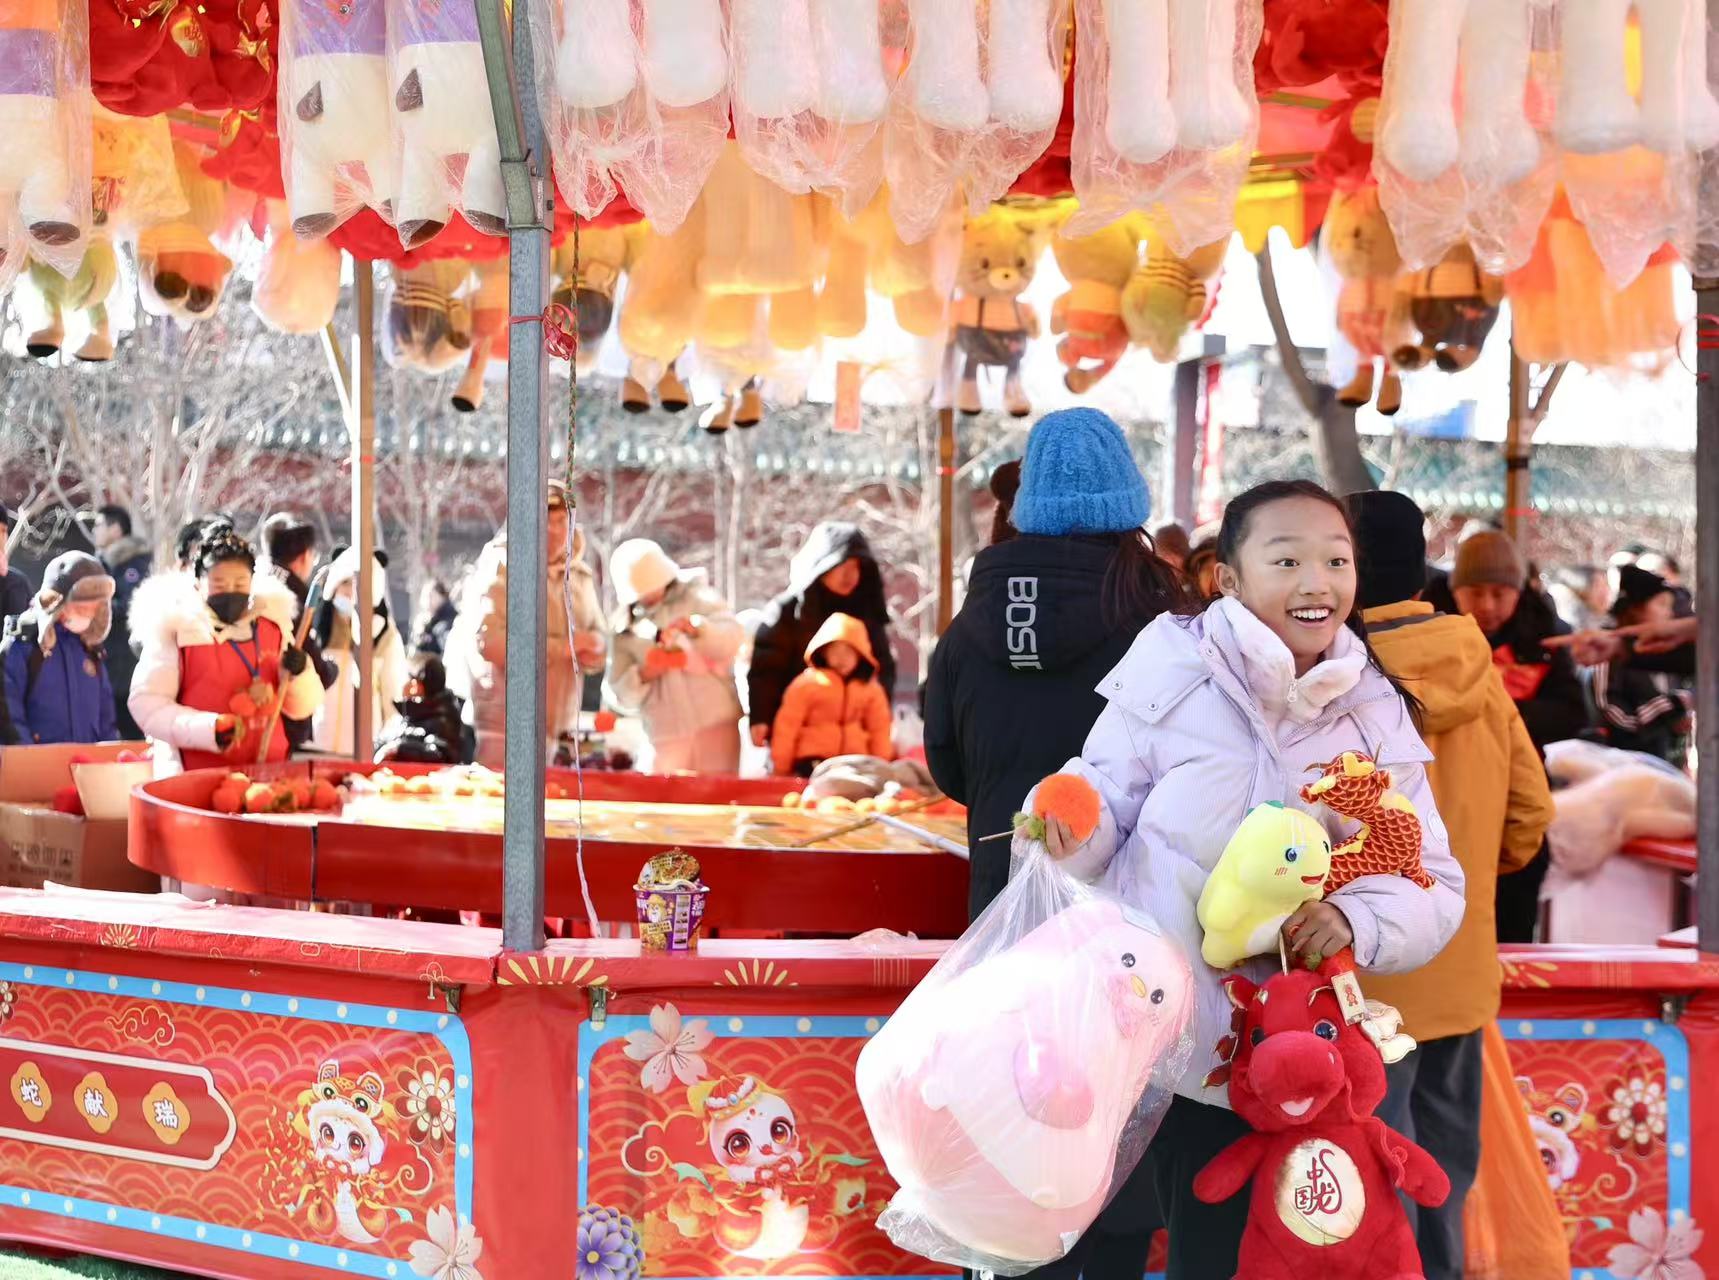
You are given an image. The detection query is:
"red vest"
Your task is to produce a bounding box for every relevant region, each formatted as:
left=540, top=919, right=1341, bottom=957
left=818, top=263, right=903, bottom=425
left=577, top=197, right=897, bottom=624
left=177, top=619, right=289, bottom=772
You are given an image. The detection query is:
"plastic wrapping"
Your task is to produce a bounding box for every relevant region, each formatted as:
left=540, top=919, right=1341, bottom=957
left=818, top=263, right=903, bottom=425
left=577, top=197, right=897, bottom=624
left=20, top=241, right=118, bottom=361
left=618, top=207, right=705, bottom=395
left=884, top=0, right=1071, bottom=243
left=1065, top=0, right=1261, bottom=252
left=730, top=0, right=893, bottom=215
left=1544, top=741, right=1694, bottom=878
left=278, top=0, right=392, bottom=242
left=385, top=259, right=475, bottom=373
left=856, top=185, right=964, bottom=336
left=551, top=224, right=631, bottom=374
left=253, top=198, right=342, bottom=335
left=696, top=144, right=822, bottom=296
left=91, top=105, right=188, bottom=237
left=857, top=846, right=1194, bottom=1276
left=1374, top=0, right=1554, bottom=275
left=387, top=0, right=505, bottom=250
left=0, top=0, right=92, bottom=294
left=534, top=0, right=729, bottom=233
left=137, top=141, right=237, bottom=326
left=1506, top=192, right=1679, bottom=367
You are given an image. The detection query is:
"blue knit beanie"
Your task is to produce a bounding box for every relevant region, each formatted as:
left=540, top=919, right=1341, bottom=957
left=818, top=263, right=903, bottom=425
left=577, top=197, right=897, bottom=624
left=1011, top=408, right=1151, bottom=536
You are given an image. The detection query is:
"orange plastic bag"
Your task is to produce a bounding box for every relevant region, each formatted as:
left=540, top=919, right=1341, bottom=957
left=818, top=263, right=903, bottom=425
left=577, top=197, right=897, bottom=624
left=1463, top=1022, right=1571, bottom=1280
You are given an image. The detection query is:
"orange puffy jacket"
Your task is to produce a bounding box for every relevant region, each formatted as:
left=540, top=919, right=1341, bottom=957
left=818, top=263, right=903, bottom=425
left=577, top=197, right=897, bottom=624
left=771, top=613, right=893, bottom=774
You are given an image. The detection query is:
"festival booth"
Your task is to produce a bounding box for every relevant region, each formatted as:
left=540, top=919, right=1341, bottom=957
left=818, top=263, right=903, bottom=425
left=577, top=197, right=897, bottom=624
left=2, top=0, right=1719, bottom=1277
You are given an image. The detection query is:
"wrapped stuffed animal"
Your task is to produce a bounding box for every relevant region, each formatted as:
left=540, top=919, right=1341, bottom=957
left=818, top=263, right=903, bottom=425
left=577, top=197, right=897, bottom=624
left=948, top=208, right=1058, bottom=416
left=136, top=141, right=236, bottom=326
left=90, top=105, right=187, bottom=238
left=278, top=0, right=391, bottom=239
left=1090, top=0, right=1255, bottom=164
left=453, top=259, right=507, bottom=412
left=253, top=199, right=342, bottom=335
left=1390, top=244, right=1503, bottom=374
left=388, top=0, right=505, bottom=248
left=1194, top=968, right=1449, bottom=1280
left=552, top=225, right=630, bottom=375
left=23, top=241, right=118, bottom=360
left=1121, top=235, right=1226, bottom=363
left=385, top=260, right=473, bottom=374
left=1049, top=219, right=1144, bottom=393
left=0, top=0, right=90, bottom=282
left=859, top=895, right=1194, bottom=1272
left=619, top=213, right=702, bottom=413
left=1558, top=0, right=1719, bottom=156
left=1324, top=187, right=1409, bottom=415
left=1197, top=802, right=1335, bottom=970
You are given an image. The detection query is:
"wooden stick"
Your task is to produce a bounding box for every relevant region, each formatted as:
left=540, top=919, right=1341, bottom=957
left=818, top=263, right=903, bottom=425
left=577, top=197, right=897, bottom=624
left=256, top=571, right=327, bottom=765
left=792, top=792, right=946, bottom=848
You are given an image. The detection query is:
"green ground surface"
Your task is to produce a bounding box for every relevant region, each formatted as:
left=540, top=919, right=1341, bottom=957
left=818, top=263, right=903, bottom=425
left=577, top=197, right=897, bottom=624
left=0, top=1251, right=188, bottom=1278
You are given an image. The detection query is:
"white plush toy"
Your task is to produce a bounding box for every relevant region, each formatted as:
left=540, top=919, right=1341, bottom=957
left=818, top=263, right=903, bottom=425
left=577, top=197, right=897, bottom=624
left=389, top=0, right=505, bottom=248
left=0, top=0, right=87, bottom=269
left=282, top=0, right=393, bottom=239
left=1097, top=0, right=1252, bottom=165
left=811, top=0, right=890, bottom=123
left=556, top=0, right=639, bottom=110
left=1381, top=0, right=1539, bottom=185
left=733, top=0, right=818, bottom=121
left=988, top=0, right=1066, bottom=133
left=1559, top=0, right=1719, bottom=156
left=907, top=0, right=991, bottom=132
left=642, top=0, right=728, bottom=109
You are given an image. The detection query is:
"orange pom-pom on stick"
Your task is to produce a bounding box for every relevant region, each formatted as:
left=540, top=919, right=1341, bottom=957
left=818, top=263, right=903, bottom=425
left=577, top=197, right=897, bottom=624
left=1014, top=773, right=1102, bottom=844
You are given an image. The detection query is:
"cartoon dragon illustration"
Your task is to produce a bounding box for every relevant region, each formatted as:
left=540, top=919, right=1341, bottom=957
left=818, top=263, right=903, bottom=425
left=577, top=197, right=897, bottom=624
left=1300, top=751, right=1433, bottom=893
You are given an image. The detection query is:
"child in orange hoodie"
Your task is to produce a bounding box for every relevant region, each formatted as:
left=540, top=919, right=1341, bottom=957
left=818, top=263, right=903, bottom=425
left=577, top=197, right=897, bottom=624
left=770, top=613, right=893, bottom=776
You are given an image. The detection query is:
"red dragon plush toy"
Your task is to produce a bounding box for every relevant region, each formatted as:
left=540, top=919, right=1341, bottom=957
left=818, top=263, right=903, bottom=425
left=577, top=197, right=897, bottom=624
left=1194, top=968, right=1448, bottom=1280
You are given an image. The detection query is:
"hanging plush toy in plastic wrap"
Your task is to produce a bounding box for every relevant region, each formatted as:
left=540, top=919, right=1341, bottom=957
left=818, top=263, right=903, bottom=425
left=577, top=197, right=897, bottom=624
left=856, top=775, right=1195, bottom=1276
left=384, top=259, right=475, bottom=374
left=1065, top=0, right=1261, bottom=251
left=387, top=0, right=505, bottom=248
left=532, top=0, right=729, bottom=231
left=883, top=0, right=1072, bottom=243
left=137, top=141, right=240, bottom=326
left=551, top=224, right=631, bottom=376
left=453, top=257, right=507, bottom=411
left=278, top=0, right=393, bottom=241
left=20, top=241, right=118, bottom=361
left=253, top=198, right=344, bottom=335
left=1323, top=187, right=1410, bottom=416
left=1373, top=0, right=1556, bottom=277
left=0, top=0, right=91, bottom=298
left=728, top=0, right=895, bottom=215
left=91, top=106, right=188, bottom=241
left=619, top=211, right=702, bottom=412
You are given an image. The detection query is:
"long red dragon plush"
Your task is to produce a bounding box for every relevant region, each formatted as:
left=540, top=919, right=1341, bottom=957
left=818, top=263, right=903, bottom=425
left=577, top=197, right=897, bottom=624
left=1194, top=968, right=1448, bottom=1280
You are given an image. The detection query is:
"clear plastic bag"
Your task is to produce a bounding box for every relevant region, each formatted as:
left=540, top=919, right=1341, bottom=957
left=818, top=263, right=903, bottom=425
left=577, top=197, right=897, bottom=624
left=0, top=0, right=92, bottom=294
left=277, top=0, right=392, bottom=242
left=136, top=141, right=239, bottom=327
left=729, top=0, right=894, bottom=216
left=856, top=845, right=1195, bottom=1276
left=387, top=0, right=505, bottom=250
left=1374, top=0, right=1557, bottom=275
left=533, top=0, right=729, bottom=233
left=1065, top=0, right=1261, bottom=252
left=384, top=259, right=475, bottom=373
left=617, top=206, right=704, bottom=394
left=884, top=0, right=1071, bottom=243
left=91, top=105, right=187, bottom=238
left=1545, top=742, right=1694, bottom=878
left=253, top=198, right=342, bottom=334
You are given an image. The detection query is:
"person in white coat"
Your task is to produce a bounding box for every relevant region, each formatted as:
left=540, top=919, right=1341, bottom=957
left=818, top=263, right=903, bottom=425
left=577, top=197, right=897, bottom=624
left=1026, top=479, right=1464, bottom=1280
left=605, top=540, right=744, bottom=774
left=310, top=547, right=407, bottom=758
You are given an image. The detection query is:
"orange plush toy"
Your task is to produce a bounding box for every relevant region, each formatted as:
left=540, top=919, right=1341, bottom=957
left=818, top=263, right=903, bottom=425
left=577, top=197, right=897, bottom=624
left=1300, top=750, right=1432, bottom=892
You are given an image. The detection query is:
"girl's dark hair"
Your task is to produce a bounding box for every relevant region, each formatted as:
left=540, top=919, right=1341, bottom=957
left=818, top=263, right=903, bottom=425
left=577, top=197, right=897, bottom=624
left=1215, top=479, right=1422, bottom=720
left=1102, top=530, right=1198, bottom=631
left=988, top=461, right=1022, bottom=546
left=195, top=530, right=257, bottom=579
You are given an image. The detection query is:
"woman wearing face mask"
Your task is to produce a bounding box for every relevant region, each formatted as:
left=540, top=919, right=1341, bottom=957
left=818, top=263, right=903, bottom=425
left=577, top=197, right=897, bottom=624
left=129, top=530, right=322, bottom=776
left=0, top=552, right=119, bottom=745
left=310, top=546, right=408, bottom=758
left=1027, top=480, right=1462, bottom=1279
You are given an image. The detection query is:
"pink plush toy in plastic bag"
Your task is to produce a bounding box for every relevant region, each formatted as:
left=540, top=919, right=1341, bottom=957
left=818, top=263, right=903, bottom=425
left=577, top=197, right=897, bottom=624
left=857, top=847, right=1194, bottom=1275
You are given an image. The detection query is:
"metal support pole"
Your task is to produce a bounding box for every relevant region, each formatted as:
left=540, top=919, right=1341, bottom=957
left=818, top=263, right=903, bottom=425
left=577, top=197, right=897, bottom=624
left=937, top=406, right=955, bottom=634
left=1504, top=333, right=1532, bottom=549
left=1694, top=279, right=1719, bottom=951
left=1169, top=357, right=1201, bottom=529
left=351, top=264, right=377, bottom=759
left=478, top=0, right=552, bottom=952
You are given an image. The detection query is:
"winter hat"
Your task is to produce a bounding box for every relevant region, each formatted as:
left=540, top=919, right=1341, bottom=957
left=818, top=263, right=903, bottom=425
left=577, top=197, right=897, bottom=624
left=1011, top=408, right=1151, bottom=537
left=1611, top=564, right=1672, bottom=618
left=1346, top=490, right=1428, bottom=608
left=41, top=552, right=115, bottom=606
left=611, top=539, right=681, bottom=606
left=1451, top=530, right=1527, bottom=591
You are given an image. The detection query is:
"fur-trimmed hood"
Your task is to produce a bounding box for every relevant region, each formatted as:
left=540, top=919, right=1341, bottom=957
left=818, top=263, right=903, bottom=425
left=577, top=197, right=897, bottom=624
left=129, top=568, right=299, bottom=651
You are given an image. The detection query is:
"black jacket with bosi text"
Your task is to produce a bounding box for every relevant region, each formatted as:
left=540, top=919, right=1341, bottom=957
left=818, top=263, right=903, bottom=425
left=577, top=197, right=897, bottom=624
left=925, top=534, right=1159, bottom=920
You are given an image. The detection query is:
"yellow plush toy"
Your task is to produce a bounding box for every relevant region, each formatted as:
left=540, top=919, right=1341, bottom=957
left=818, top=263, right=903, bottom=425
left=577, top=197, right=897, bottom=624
left=1324, top=187, right=1410, bottom=415
left=24, top=242, right=119, bottom=361
left=1121, top=237, right=1227, bottom=363
left=1196, top=802, right=1334, bottom=970
left=1049, top=218, right=1145, bottom=394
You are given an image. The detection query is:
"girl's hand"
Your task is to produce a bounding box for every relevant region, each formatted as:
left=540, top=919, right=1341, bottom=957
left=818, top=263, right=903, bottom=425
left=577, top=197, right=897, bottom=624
left=1282, top=902, right=1354, bottom=967
left=1041, top=814, right=1079, bottom=860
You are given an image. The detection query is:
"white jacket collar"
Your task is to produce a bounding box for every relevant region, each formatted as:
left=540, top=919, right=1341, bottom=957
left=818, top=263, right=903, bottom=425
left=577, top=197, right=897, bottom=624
left=1208, top=596, right=1368, bottom=729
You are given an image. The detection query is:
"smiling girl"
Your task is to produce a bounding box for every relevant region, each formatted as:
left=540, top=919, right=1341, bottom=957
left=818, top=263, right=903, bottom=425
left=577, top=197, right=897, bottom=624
left=1028, top=479, right=1464, bottom=1278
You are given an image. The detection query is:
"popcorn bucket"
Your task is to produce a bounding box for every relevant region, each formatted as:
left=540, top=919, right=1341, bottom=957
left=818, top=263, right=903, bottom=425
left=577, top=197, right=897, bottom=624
left=635, top=884, right=709, bottom=953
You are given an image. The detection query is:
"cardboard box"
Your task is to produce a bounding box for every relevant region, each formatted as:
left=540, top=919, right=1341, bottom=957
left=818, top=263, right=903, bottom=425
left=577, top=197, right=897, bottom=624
left=0, top=803, right=158, bottom=894
left=0, top=741, right=147, bottom=804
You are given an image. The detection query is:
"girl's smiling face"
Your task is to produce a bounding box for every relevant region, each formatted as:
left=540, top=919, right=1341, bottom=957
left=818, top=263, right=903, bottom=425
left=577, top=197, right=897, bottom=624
left=1216, top=495, right=1357, bottom=675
